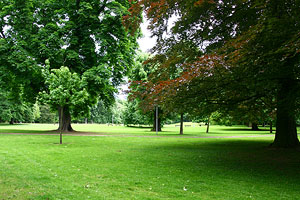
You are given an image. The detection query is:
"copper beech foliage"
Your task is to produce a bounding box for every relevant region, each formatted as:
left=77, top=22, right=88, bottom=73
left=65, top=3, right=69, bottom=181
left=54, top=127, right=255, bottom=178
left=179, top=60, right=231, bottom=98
left=127, top=0, right=300, bottom=147
left=129, top=54, right=227, bottom=113
left=125, top=0, right=242, bottom=114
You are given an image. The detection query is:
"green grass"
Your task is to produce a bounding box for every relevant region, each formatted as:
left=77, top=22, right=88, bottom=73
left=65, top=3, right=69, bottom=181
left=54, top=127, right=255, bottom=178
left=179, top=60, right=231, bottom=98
left=0, top=123, right=283, bottom=137
left=0, top=124, right=300, bottom=199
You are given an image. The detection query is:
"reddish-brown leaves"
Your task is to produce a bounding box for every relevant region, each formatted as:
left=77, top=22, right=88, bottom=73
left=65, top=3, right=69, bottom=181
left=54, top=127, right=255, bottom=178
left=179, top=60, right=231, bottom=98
left=129, top=53, right=228, bottom=113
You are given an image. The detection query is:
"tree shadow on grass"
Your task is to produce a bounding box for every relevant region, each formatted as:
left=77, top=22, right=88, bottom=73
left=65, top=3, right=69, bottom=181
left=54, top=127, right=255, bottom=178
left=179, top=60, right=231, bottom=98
left=0, top=129, right=56, bottom=134
left=126, top=126, right=152, bottom=129
left=220, top=128, right=272, bottom=132
left=139, top=139, right=300, bottom=184
left=0, top=123, right=28, bottom=126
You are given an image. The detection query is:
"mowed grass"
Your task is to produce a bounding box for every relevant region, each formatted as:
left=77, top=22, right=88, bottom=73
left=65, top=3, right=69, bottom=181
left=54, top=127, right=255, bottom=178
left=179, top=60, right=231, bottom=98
left=0, top=124, right=300, bottom=199
left=0, top=122, right=289, bottom=137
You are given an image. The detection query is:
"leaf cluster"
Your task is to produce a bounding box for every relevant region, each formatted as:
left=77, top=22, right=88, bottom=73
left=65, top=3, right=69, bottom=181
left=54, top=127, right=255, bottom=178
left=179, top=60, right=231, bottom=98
left=39, top=63, right=89, bottom=118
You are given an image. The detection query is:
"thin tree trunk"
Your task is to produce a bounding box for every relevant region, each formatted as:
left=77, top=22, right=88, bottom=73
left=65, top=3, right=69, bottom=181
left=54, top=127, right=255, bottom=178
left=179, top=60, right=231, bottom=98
left=58, top=106, right=74, bottom=132
left=151, top=108, right=161, bottom=132
left=251, top=123, right=259, bottom=131
left=9, top=118, right=14, bottom=125
left=270, top=122, right=273, bottom=134
left=60, top=107, right=63, bottom=144
left=206, top=116, right=210, bottom=133
left=180, top=113, right=183, bottom=135
left=271, top=80, right=299, bottom=148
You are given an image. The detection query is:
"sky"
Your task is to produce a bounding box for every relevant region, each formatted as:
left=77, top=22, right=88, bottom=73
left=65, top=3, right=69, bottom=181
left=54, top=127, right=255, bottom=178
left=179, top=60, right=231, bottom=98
left=137, top=19, right=157, bottom=52
left=117, top=20, right=156, bottom=100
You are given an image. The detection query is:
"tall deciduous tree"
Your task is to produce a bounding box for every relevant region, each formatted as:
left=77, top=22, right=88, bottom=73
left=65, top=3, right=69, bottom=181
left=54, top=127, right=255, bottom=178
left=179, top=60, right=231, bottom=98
left=39, top=62, right=90, bottom=131
left=0, top=0, right=138, bottom=131
left=126, top=0, right=300, bottom=147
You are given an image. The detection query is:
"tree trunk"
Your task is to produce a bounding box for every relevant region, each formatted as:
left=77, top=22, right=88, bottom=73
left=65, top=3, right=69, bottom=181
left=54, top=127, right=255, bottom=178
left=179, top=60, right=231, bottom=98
left=58, top=106, right=74, bottom=132
left=180, top=113, right=183, bottom=135
left=206, top=116, right=210, bottom=133
left=9, top=118, right=14, bottom=125
left=251, top=123, right=259, bottom=131
left=270, top=122, right=273, bottom=134
left=151, top=108, right=161, bottom=132
left=271, top=80, right=299, bottom=148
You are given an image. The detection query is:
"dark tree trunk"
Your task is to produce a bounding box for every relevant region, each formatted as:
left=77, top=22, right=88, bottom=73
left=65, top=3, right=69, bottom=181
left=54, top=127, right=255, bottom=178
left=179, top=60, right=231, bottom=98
left=206, top=116, right=210, bottom=133
left=58, top=107, right=74, bottom=132
left=251, top=123, right=259, bottom=131
left=180, top=113, right=183, bottom=135
left=271, top=80, right=299, bottom=148
left=9, top=118, right=14, bottom=125
left=270, top=122, right=273, bottom=134
left=151, top=108, right=161, bottom=132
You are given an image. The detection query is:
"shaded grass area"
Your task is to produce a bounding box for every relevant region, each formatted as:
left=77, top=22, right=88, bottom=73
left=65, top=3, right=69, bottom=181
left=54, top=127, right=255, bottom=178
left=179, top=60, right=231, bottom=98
left=0, top=135, right=300, bottom=199
left=0, top=123, right=288, bottom=137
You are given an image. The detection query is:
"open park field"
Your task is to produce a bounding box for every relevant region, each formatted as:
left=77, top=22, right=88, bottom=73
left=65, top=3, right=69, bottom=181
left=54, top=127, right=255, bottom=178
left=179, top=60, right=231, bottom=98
left=1, top=1, right=300, bottom=199
left=0, top=124, right=300, bottom=199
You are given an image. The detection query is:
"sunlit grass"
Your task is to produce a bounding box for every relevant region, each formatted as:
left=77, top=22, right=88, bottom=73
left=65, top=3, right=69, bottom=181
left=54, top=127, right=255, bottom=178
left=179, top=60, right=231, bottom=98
left=0, top=123, right=283, bottom=137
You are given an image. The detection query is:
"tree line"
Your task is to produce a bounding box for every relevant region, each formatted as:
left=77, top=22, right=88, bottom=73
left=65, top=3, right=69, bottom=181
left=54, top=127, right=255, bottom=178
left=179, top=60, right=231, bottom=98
left=1, top=0, right=300, bottom=148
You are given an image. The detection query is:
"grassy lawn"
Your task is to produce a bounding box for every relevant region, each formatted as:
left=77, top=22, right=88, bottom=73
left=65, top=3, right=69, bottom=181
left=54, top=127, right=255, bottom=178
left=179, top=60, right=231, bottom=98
left=0, top=123, right=284, bottom=137
left=0, top=124, right=300, bottom=199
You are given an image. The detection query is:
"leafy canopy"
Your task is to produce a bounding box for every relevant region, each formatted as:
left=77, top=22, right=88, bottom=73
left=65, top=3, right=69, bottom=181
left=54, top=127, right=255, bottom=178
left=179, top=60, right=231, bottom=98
left=0, top=0, right=139, bottom=104
left=39, top=61, right=90, bottom=118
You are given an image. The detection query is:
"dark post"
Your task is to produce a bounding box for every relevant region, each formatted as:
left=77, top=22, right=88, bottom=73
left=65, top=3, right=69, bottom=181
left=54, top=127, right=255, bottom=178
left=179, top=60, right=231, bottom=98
left=60, top=107, right=63, bottom=144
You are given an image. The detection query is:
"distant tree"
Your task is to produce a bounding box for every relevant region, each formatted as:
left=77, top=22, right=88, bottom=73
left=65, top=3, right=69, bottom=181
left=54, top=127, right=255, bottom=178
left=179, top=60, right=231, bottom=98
left=111, top=99, right=126, bottom=124
left=89, top=100, right=112, bottom=124
left=89, top=99, right=126, bottom=124
left=0, top=87, right=34, bottom=124
left=36, top=104, right=57, bottom=123
left=122, top=99, right=151, bottom=126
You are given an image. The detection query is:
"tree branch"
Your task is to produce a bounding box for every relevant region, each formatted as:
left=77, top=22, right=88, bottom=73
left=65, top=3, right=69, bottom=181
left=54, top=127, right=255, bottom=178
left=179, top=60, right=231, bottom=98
left=76, top=0, right=80, bottom=9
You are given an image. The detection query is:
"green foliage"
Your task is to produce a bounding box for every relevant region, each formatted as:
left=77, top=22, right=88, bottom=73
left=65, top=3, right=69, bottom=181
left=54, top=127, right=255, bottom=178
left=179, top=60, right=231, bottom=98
left=210, top=112, right=234, bottom=126
left=122, top=99, right=151, bottom=125
left=0, top=87, right=34, bottom=123
left=0, top=0, right=139, bottom=128
left=111, top=99, right=126, bottom=124
left=39, top=63, right=89, bottom=118
left=128, top=52, right=153, bottom=81
left=86, top=99, right=126, bottom=124
left=89, top=100, right=112, bottom=124
left=35, top=104, right=57, bottom=123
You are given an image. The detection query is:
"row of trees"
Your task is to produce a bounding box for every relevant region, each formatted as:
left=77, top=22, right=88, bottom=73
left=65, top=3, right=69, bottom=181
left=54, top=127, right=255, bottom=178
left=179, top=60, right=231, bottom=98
left=3, top=89, right=276, bottom=128
left=125, top=0, right=300, bottom=147
left=0, top=93, right=142, bottom=125
left=1, top=0, right=299, bottom=148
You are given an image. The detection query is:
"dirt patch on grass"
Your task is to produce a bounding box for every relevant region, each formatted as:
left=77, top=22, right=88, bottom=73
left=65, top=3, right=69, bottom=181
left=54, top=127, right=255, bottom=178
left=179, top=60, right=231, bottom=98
left=0, top=132, right=276, bottom=139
